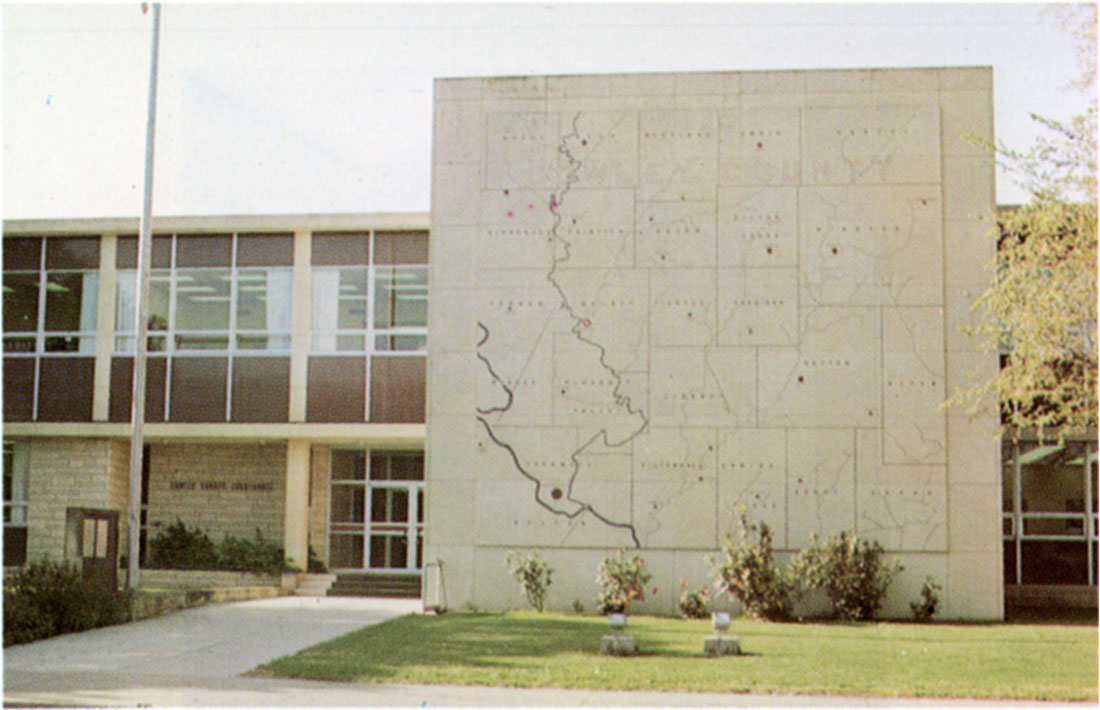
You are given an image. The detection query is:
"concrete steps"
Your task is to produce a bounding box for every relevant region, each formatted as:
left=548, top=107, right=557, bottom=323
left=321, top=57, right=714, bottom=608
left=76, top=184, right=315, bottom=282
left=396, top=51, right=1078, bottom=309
left=293, top=573, right=337, bottom=597
left=327, top=573, right=421, bottom=599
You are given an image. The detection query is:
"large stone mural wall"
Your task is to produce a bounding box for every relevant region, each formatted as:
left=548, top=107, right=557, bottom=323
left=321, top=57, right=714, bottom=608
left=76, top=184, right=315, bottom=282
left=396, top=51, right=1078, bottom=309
left=427, top=68, right=1002, bottom=618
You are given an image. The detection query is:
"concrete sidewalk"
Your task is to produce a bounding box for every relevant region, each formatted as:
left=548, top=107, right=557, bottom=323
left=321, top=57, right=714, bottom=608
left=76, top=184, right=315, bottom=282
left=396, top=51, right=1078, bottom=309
left=3, top=596, right=1090, bottom=708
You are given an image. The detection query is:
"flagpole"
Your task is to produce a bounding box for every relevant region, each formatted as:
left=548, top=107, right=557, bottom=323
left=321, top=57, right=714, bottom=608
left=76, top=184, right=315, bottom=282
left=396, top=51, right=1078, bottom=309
left=128, top=2, right=160, bottom=590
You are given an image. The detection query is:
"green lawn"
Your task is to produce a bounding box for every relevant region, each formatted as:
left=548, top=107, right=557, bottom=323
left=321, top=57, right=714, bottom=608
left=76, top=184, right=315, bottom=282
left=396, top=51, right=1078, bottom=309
left=255, top=611, right=1098, bottom=701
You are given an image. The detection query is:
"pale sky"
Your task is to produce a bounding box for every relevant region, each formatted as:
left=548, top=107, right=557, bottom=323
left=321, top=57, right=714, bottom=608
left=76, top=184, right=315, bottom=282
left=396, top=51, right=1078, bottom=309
left=2, top=3, right=1094, bottom=220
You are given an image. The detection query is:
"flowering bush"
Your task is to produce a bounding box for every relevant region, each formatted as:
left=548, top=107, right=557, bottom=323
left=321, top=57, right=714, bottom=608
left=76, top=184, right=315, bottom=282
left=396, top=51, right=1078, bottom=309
left=595, top=549, right=651, bottom=613
left=791, top=529, right=903, bottom=621
left=506, top=550, right=553, bottom=612
left=678, top=578, right=708, bottom=619
left=710, top=512, right=797, bottom=621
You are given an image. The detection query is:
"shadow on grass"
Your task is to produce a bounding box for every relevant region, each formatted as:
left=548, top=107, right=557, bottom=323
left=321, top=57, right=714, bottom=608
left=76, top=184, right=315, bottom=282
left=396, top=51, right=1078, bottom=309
left=261, top=612, right=684, bottom=681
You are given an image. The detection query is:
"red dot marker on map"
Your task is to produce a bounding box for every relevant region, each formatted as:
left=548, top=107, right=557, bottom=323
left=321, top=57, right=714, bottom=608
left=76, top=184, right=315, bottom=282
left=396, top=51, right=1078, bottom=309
left=581, top=318, right=591, bottom=328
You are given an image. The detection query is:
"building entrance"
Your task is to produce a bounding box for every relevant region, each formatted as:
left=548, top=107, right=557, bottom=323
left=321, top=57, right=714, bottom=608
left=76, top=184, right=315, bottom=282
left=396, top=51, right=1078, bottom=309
left=1003, top=440, right=1099, bottom=586
left=329, top=450, right=423, bottom=572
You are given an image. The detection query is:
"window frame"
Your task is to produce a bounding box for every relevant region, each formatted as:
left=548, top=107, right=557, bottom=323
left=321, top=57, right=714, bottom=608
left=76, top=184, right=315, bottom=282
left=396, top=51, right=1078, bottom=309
left=113, top=233, right=294, bottom=422
left=3, top=441, right=29, bottom=567
left=3, top=237, right=100, bottom=421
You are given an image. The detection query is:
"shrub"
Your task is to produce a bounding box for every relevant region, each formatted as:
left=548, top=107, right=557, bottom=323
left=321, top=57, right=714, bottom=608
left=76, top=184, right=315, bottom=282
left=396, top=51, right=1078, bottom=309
left=505, top=550, right=553, bottom=612
left=791, top=529, right=903, bottom=621
left=571, top=598, right=585, bottom=614
left=595, top=549, right=651, bottom=613
left=146, top=520, right=294, bottom=575
left=217, top=530, right=289, bottom=575
left=910, top=576, right=942, bottom=622
left=678, top=578, right=708, bottom=619
left=307, top=546, right=328, bottom=573
left=710, top=512, right=797, bottom=621
left=3, top=559, right=131, bottom=646
left=147, top=519, right=217, bottom=570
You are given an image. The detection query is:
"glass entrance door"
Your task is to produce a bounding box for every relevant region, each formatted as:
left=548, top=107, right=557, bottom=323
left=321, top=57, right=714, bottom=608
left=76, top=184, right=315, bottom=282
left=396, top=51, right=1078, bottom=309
left=329, top=449, right=423, bottom=571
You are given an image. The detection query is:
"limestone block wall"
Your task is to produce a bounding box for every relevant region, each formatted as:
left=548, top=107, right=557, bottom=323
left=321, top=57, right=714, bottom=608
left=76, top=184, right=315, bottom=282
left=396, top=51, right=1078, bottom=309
left=146, top=442, right=286, bottom=544
left=427, top=68, right=1001, bottom=618
left=309, top=445, right=332, bottom=566
left=25, top=438, right=127, bottom=562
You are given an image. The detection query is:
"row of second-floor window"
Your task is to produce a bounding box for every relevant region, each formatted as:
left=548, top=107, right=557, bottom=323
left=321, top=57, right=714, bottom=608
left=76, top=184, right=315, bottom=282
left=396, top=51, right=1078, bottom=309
left=112, top=232, right=428, bottom=355
left=2, top=231, right=428, bottom=423
left=3, top=232, right=428, bottom=356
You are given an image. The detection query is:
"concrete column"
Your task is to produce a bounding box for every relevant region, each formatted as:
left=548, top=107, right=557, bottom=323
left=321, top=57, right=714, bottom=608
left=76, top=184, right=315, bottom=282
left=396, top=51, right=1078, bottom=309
left=283, top=439, right=311, bottom=570
left=92, top=234, right=118, bottom=421
left=289, top=230, right=311, bottom=422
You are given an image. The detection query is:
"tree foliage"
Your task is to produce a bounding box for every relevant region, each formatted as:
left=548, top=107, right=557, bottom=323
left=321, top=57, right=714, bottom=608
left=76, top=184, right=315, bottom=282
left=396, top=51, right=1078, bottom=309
left=953, top=9, right=1097, bottom=441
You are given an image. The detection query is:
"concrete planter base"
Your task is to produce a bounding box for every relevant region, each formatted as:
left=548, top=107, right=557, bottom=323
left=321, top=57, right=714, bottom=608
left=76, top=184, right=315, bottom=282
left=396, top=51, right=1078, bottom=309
left=704, top=636, right=740, bottom=656
left=599, top=634, right=638, bottom=656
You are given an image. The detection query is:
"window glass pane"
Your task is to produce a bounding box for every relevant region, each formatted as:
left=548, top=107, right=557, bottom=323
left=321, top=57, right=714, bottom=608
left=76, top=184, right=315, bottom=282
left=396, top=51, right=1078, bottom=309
left=374, top=266, right=427, bottom=329
left=237, top=335, right=290, bottom=351
left=332, top=486, right=366, bottom=523
left=3, top=337, right=35, bottom=353
left=391, top=489, right=409, bottom=523
left=3, top=444, right=13, bottom=505
left=375, top=334, right=427, bottom=352
left=237, top=269, right=292, bottom=332
left=1020, top=442, right=1085, bottom=514
left=338, top=270, right=368, bottom=329
left=115, top=271, right=171, bottom=335
left=329, top=533, right=363, bottom=568
left=44, top=272, right=97, bottom=332
left=1002, top=441, right=1015, bottom=513
left=3, top=273, right=39, bottom=332
left=1090, top=446, right=1098, bottom=510
left=369, top=452, right=389, bottom=480
left=44, top=336, right=96, bottom=353
left=331, top=450, right=366, bottom=481
left=175, top=270, right=230, bottom=331
left=310, top=268, right=366, bottom=352
left=391, top=453, right=424, bottom=481
left=370, top=488, right=389, bottom=523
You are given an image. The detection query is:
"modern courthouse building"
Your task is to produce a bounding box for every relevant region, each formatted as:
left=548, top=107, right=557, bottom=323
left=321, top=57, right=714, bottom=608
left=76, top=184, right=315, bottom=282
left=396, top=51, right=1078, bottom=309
left=4, top=68, right=1096, bottom=618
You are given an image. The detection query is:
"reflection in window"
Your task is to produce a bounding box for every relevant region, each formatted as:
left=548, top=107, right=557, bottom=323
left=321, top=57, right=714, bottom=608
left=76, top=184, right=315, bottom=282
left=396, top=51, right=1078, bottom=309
left=3, top=252, right=98, bottom=355
left=3, top=442, right=29, bottom=566
left=115, top=250, right=291, bottom=354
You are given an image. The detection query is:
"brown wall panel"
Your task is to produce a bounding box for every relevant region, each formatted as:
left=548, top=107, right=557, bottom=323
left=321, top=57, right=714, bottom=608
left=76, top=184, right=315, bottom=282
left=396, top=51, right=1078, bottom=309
left=311, top=233, right=369, bottom=266
left=176, top=234, right=232, bottom=267
left=307, top=356, right=365, bottom=422
left=237, top=234, right=294, bottom=266
left=370, top=356, right=426, bottom=423
left=170, top=357, right=228, bottom=422
left=373, top=231, right=429, bottom=265
left=45, top=237, right=100, bottom=269
left=3, top=237, right=42, bottom=270
left=109, top=357, right=167, bottom=423
left=116, top=235, right=173, bottom=269
left=3, top=358, right=35, bottom=421
left=231, top=356, right=290, bottom=422
left=37, top=357, right=94, bottom=421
